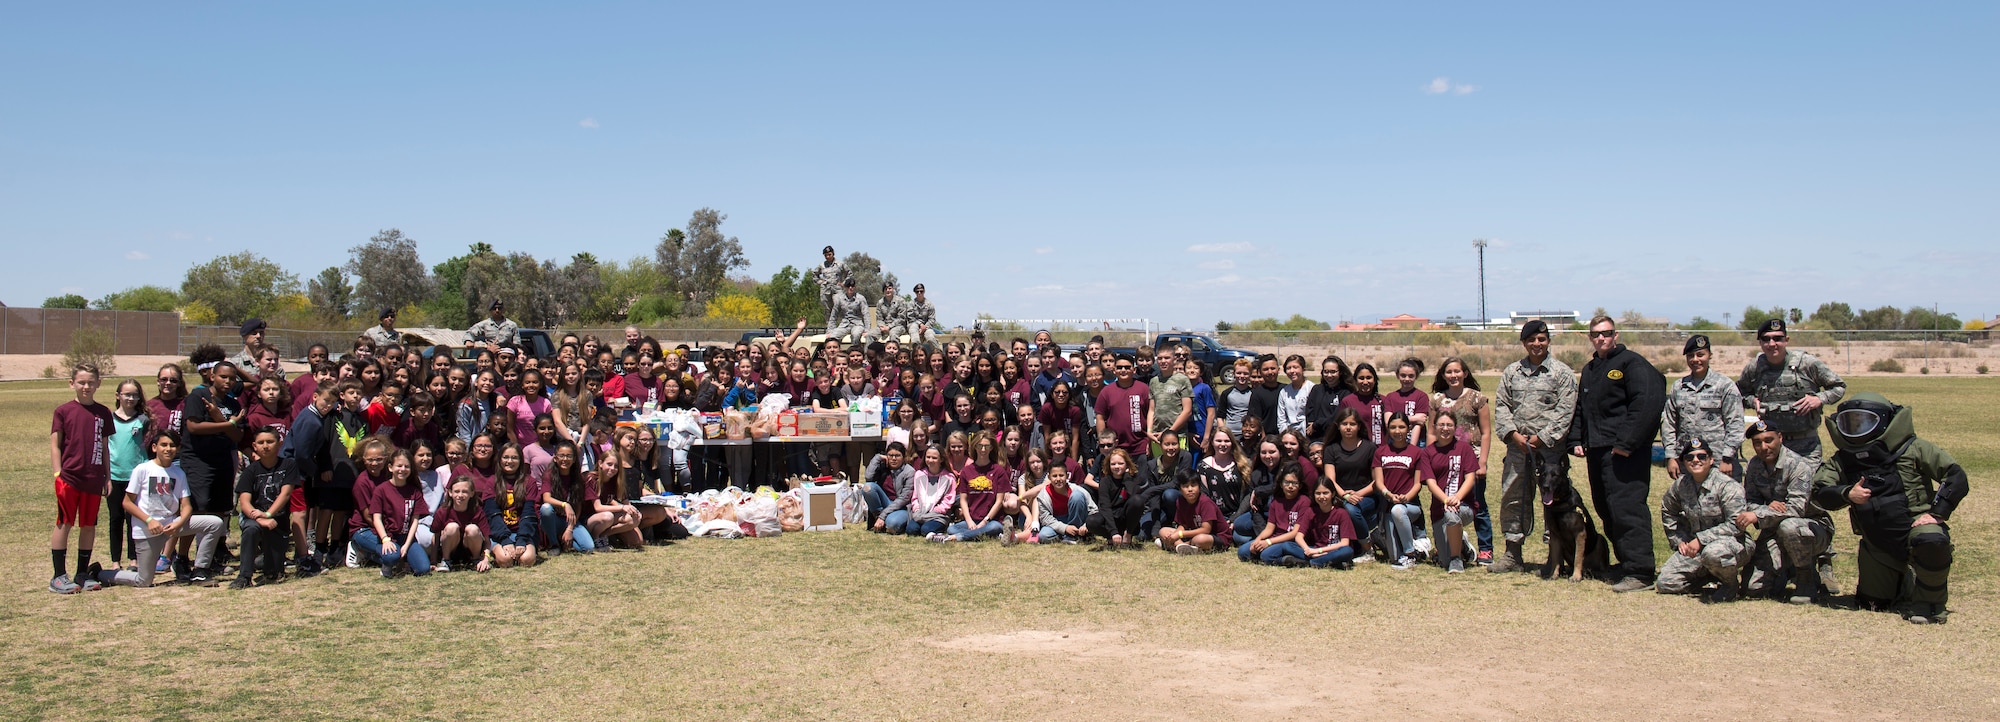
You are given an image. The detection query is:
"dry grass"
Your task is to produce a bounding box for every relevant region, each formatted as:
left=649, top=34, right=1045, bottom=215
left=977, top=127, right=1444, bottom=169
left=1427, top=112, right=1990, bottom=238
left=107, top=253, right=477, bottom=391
left=0, top=377, right=1996, bottom=720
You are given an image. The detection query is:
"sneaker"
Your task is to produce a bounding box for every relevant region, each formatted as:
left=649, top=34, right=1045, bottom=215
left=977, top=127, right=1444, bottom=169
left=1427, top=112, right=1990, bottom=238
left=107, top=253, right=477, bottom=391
left=1351, top=553, right=1375, bottom=564
left=1412, top=538, right=1433, bottom=557
left=48, top=575, right=80, bottom=595
left=1175, top=543, right=1199, bottom=555
left=1278, top=557, right=1307, bottom=568
left=189, top=568, right=217, bottom=587
left=1706, top=586, right=1740, bottom=604
left=1025, top=535, right=1041, bottom=544
left=174, top=558, right=194, bottom=585
left=381, top=565, right=396, bottom=579
left=924, top=533, right=943, bottom=542
left=79, top=563, right=105, bottom=591
left=228, top=577, right=252, bottom=590
left=295, top=556, right=322, bottom=578
left=434, top=561, right=452, bottom=573
left=1448, top=559, right=1465, bottom=574
left=1389, top=557, right=1416, bottom=571
left=256, top=574, right=283, bottom=586
left=156, top=554, right=173, bottom=574
left=941, top=535, right=959, bottom=543
left=1476, top=550, right=1493, bottom=566
left=999, top=517, right=1017, bottom=547
left=1609, top=576, right=1654, bottom=593
left=345, top=543, right=361, bottom=569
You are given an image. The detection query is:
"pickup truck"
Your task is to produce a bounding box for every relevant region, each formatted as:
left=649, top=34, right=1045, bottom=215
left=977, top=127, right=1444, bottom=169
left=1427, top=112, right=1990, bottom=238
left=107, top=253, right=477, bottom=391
left=394, top=327, right=557, bottom=365
left=1089, top=333, right=1260, bottom=384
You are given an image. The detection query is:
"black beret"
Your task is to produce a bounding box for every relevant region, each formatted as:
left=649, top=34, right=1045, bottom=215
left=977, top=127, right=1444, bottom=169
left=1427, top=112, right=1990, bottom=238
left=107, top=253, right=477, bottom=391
left=1683, top=334, right=1710, bottom=355
left=1519, top=320, right=1549, bottom=341
left=1757, top=318, right=1786, bottom=337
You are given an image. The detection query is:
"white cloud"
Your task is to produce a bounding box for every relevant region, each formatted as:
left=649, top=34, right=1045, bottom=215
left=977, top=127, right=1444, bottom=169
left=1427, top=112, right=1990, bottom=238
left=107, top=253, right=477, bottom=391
left=1424, top=77, right=1477, bottom=95
left=1186, top=242, right=1253, bottom=253
left=1190, top=274, right=1242, bottom=287
left=124, top=250, right=150, bottom=261
left=1198, top=259, right=1235, bottom=270
left=1033, top=247, right=1054, bottom=255
left=168, top=231, right=193, bottom=241
left=578, top=117, right=599, bottom=129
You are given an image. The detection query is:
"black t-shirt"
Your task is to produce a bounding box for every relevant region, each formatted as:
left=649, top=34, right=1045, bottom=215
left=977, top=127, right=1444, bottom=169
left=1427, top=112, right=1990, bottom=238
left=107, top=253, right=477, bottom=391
left=182, top=385, right=241, bottom=479
left=1325, top=438, right=1377, bottom=493
left=236, top=458, right=298, bottom=510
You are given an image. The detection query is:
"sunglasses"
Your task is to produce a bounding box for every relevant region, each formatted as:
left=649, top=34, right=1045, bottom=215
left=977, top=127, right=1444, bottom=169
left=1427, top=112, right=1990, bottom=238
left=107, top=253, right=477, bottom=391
left=1760, top=335, right=1787, bottom=342
left=1685, top=452, right=1712, bottom=461
left=1588, top=330, right=1617, bottom=339
left=156, top=377, right=179, bottom=383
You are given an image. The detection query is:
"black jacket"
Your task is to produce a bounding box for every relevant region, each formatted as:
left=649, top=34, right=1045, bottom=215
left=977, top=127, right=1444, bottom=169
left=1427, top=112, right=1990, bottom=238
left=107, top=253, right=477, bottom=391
left=1245, top=383, right=1284, bottom=434
left=1303, top=382, right=1351, bottom=441
left=1567, top=345, right=1666, bottom=454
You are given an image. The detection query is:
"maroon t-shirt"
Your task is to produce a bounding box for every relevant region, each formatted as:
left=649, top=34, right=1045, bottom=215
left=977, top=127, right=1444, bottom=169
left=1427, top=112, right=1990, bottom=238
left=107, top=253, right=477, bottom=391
left=1423, top=436, right=1480, bottom=515
left=1172, top=493, right=1224, bottom=534
left=457, top=462, right=499, bottom=501
left=1340, top=392, right=1386, bottom=445
left=369, top=480, right=431, bottom=540
left=1372, top=442, right=1427, bottom=497
left=145, top=396, right=185, bottom=448
left=956, top=461, right=1015, bottom=521
left=621, top=373, right=662, bottom=408
left=1303, top=504, right=1358, bottom=548
left=289, top=375, right=319, bottom=416
left=1005, top=379, right=1032, bottom=410
left=543, top=471, right=597, bottom=513
left=391, top=418, right=443, bottom=453
left=1092, top=380, right=1151, bottom=455
left=348, top=470, right=388, bottom=533
left=1385, top=387, right=1432, bottom=443
left=429, top=498, right=489, bottom=538
left=52, top=400, right=115, bottom=495
left=241, top=402, right=290, bottom=447
left=1266, top=493, right=1313, bottom=534
left=1038, top=403, right=1084, bottom=438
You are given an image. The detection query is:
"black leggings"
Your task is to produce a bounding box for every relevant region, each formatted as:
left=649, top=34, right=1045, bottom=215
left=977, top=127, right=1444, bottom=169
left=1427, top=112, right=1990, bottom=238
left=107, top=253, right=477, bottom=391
left=104, top=493, right=133, bottom=562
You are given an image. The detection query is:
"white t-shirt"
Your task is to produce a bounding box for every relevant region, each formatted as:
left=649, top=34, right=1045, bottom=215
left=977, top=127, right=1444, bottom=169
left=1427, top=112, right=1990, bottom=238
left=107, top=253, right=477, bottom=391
left=418, top=467, right=448, bottom=521
left=125, top=460, right=188, bottom=540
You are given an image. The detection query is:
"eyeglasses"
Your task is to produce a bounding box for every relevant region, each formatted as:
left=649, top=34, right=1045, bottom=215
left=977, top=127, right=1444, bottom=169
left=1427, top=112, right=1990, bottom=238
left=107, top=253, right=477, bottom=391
left=1588, top=330, right=1616, bottom=339
left=156, top=377, right=179, bottom=383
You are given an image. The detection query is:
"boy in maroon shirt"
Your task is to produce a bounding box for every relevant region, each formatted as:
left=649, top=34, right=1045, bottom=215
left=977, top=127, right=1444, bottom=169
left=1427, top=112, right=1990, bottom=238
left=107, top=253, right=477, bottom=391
left=1092, top=355, right=1151, bottom=458
left=1158, top=472, right=1222, bottom=553
left=49, top=363, right=114, bottom=594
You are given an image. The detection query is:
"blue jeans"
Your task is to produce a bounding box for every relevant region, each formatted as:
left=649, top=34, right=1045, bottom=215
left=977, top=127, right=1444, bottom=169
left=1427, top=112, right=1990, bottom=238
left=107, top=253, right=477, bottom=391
left=907, top=517, right=947, bottom=536
left=946, top=520, right=1003, bottom=541
left=1471, top=474, right=1493, bottom=552
left=880, top=509, right=911, bottom=534
left=538, top=503, right=597, bottom=552
left=1307, top=544, right=1358, bottom=568
left=861, top=483, right=890, bottom=516
left=1238, top=539, right=1306, bottom=564
left=1230, top=511, right=1259, bottom=546
left=1343, top=496, right=1379, bottom=543
left=1037, top=493, right=1092, bottom=543
left=1385, top=502, right=1424, bottom=560
left=352, top=528, right=432, bottom=576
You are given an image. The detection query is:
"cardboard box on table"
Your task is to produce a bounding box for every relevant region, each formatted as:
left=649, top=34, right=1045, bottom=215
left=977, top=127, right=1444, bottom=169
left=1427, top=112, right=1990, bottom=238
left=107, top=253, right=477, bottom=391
left=794, top=412, right=849, bottom=438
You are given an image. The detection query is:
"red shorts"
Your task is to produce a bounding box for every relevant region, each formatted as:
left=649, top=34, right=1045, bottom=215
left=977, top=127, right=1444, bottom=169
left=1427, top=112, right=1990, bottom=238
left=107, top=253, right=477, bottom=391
left=290, top=485, right=309, bottom=513
left=54, top=479, right=101, bottom=527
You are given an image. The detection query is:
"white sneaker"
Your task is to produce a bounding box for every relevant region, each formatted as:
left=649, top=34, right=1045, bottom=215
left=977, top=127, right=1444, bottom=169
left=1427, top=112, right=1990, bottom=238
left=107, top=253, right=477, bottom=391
left=1175, top=543, right=1198, bottom=555
left=1390, top=556, right=1417, bottom=570
left=434, top=561, right=451, bottom=573
left=1352, top=554, right=1375, bottom=564
left=345, top=542, right=361, bottom=568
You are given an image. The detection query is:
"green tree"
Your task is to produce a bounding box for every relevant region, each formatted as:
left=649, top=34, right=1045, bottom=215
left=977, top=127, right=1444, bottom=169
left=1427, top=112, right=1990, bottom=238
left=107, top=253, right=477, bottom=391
left=755, top=265, right=822, bottom=327
left=656, top=209, right=748, bottom=314
left=580, top=256, right=671, bottom=323
left=346, top=228, right=435, bottom=313
left=180, top=251, right=299, bottom=324
left=1682, top=316, right=1724, bottom=331
left=1903, top=306, right=1960, bottom=331
left=626, top=295, right=681, bottom=324
left=1739, top=305, right=1785, bottom=331
left=841, top=251, right=899, bottom=306
left=1809, top=302, right=1856, bottom=330
left=41, top=294, right=88, bottom=309
left=426, top=243, right=496, bottom=326
left=1856, top=306, right=1903, bottom=330
left=306, top=267, right=353, bottom=318
left=92, top=285, right=180, bottom=312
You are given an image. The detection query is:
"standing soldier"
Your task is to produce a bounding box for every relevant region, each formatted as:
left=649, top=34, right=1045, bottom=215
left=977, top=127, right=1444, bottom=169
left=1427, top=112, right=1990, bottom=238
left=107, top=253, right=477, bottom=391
left=1736, top=318, right=1845, bottom=468
left=811, top=245, right=849, bottom=329
left=1812, top=392, right=1967, bottom=624
left=1661, top=334, right=1744, bottom=478
left=827, top=278, right=871, bottom=344
left=1739, top=419, right=1835, bottom=604
left=1656, top=439, right=1752, bottom=603
left=1568, top=315, right=1667, bottom=593
left=468, top=299, right=519, bottom=353
left=1488, top=320, right=1577, bottom=574
left=875, top=281, right=904, bottom=343
left=362, top=307, right=401, bottom=348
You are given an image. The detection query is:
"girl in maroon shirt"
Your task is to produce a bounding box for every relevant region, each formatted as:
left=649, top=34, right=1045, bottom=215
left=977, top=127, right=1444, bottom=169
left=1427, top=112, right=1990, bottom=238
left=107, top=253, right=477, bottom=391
left=456, top=434, right=500, bottom=500
left=147, top=363, right=188, bottom=447
left=1277, top=429, right=1320, bottom=487
left=431, top=477, right=492, bottom=572
left=241, top=376, right=292, bottom=448
left=1239, top=463, right=1311, bottom=565
left=540, top=442, right=597, bottom=554
left=1385, top=359, right=1432, bottom=447
left=1372, top=413, right=1432, bottom=569
left=1339, top=363, right=1386, bottom=445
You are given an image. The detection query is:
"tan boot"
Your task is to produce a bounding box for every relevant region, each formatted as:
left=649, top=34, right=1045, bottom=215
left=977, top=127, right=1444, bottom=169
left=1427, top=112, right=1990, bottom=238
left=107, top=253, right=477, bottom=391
left=1487, top=542, right=1525, bottom=573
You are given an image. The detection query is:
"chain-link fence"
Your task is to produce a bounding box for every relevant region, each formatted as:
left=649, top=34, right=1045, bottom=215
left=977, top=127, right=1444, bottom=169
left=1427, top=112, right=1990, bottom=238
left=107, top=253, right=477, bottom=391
left=0, top=308, right=180, bottom=355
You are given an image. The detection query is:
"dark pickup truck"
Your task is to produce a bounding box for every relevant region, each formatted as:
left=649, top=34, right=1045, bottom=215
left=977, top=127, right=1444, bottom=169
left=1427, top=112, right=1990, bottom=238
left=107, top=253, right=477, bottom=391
left=1092, top=333, right=1259, bottom=384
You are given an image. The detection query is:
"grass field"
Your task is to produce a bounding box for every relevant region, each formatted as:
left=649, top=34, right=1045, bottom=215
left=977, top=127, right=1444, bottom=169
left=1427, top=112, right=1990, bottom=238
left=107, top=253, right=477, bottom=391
left=1, top=376, right=1995, bottom=720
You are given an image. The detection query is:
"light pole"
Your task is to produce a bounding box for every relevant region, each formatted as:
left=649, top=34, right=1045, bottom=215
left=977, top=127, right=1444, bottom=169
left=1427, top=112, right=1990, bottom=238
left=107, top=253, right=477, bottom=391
left=1473, top=239, right=1489, bottom=327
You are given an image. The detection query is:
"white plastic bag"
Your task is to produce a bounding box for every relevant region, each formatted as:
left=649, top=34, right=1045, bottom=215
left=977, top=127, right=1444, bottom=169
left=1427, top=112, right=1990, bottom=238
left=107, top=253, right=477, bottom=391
left=738, top=495, right=783, bottom=537
left=834, top=481, right=869, bottom=525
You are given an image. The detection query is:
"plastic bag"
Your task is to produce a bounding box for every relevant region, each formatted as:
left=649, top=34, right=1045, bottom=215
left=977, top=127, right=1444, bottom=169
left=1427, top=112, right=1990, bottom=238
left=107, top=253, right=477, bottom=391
left=834, top=481, right=869, bottom=525
left=737, top=495, right=782, bottom=537
left=722, top=409, right=751, bottom=439
left=778, top=492, right=805, bottom=533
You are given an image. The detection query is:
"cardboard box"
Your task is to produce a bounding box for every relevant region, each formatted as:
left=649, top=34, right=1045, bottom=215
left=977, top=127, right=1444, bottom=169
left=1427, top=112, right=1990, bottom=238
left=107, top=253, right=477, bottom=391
left=795, top=412, right=849, bottom=437
left=776, top=410, right=800, bottom=437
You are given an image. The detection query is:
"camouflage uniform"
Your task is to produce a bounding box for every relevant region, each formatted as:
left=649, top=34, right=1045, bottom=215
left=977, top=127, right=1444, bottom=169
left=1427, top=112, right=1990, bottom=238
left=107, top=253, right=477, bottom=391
left=1662, top=371, right=1745, bottom=464
left=1492, top=355, right=1576, bottom=547
left=811, top=259, right=849, bottom=326
left=889, top=297, right=938, bottom=347
left=827, top=290, right=871, bottom=343
left=468, top=317, right=520, bottom=347
left=1742, top=446, right=1834, bottom=597
left=1737, top=350, right=1844, bottom=464
left=1657, top=470, right=1751, bottom=595
left=362, top=325, right=401, bottom=348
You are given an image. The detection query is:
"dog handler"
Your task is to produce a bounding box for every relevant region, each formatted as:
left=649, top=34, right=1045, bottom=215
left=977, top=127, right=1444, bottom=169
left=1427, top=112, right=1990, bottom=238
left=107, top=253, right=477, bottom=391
left=1487, top=320, right=1576, bottom=574
left=1568, top=315, right=1665, bottom=593
left=1811, top=392, right=1967, bottom=624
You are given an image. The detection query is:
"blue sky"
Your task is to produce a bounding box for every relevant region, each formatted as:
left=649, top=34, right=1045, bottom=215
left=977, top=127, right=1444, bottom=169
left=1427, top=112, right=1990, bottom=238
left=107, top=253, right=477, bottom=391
left=3, top=3, right=1996, bottom=329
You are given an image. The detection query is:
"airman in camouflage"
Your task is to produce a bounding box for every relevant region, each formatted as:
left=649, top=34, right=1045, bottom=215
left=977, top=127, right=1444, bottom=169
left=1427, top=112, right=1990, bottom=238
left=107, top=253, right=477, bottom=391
left=1738, top=419, right=1835, bottom=603
left=874, top=281, right=904, bottom=340
left=1736, top=318, right=1845, bottom=465
left=1657, top=439, right=1752, bottom=602
left=810, top=245, right=850, bottom=327
left=362, top=307, right=402, bottom=347
left=827, top=278, right=871, bottom=343
left=886, top=283, right=938, bottom=348
left=1488, top=320, right=1578, bottom=573
left=467, top=299, right=519, bottom=350
left=1662, top=334, right=1744, bottom=477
